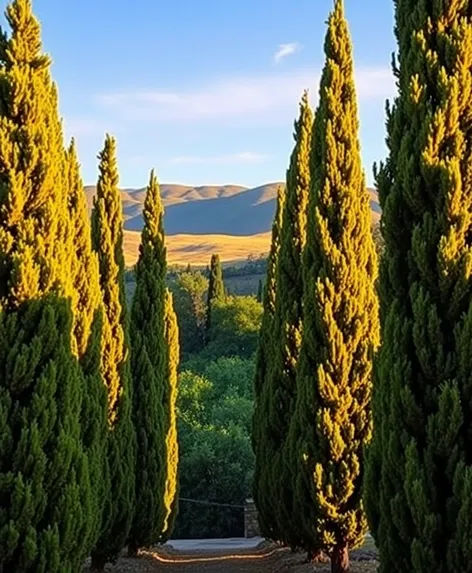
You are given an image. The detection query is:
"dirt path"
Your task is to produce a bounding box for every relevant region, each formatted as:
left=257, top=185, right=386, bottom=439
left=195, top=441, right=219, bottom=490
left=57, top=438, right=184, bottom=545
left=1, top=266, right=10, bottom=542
left=84, top=542, right=378, bottom=572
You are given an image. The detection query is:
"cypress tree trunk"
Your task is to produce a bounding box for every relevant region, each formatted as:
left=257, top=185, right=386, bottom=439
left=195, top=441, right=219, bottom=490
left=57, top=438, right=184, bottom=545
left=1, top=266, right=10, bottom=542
left=289, top=0, right=379, bottom=566
left=91, top=135, right=136, bottom=570
left=0, top=1, right=94, bottom=570
left=365, top=1, right=472, bottom=571
left=268, top=92, right=313, bottom=549
left=332, top=543, right=349, bottom=573
left=252, top=186, right=285, bottom=541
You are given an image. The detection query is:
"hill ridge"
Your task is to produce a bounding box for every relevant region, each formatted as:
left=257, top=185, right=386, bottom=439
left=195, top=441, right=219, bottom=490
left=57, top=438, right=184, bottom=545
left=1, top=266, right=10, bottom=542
left=85, top=182, right=379, bottom=237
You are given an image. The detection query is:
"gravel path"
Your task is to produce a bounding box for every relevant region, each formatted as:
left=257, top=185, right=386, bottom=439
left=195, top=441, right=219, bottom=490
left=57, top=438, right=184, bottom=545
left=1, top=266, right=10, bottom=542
left=83, top=542, right=378, bottom=572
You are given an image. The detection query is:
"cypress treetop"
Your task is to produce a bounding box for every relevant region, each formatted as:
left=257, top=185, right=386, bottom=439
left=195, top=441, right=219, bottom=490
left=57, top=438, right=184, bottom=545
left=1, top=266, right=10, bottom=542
left=91, top=134, right=128, bottom=423
left=67, top=138, right=102, bottom=359
left=290, top=1, right=379, bottom=571
left=0, top=0, right=68, bottom=307
left=365, top=1, right=472, bottom=572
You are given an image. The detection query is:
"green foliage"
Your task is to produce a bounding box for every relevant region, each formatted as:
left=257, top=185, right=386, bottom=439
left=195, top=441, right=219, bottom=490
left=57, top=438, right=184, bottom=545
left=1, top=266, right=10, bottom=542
left=365, top=1, right=472, bottom=572
left=203, top=296, right=262, bottom=360
left=0, top=299, right=94, bottom=573
left=128, top=170, right=168, bottom=554
left=252, top=186, right=285, bottom=540
left=160, top=290, right=180, bottom=541
left=256, top=279, right=263, bottom=303
left=252, top=93, right=313, bottom=547
left=178, top=370, right=213, bottom=428
left=222, top=256, right=268, bottom=278
left=201, top=356, right=254, bottom=401
left=175, top=357, right=255, bottom=539
left=170, top=270, right=208, bottom=356
left=290, top=3, right=379, bottom=570
left=372, top=222, right=384, bottom=260
left=206, top=253, right=225, bottom=333
left=67, top=140, right=108, bottom=553
left=0, top=2, right=95, bottom=570
left=91, top=135, right=136, bottom=570
left=269, top=91, right=312, bottom=549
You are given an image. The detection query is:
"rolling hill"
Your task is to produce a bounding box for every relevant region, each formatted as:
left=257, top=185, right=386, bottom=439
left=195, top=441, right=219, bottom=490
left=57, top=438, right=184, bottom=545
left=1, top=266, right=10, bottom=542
left=85, top=183, right=380, bottom=265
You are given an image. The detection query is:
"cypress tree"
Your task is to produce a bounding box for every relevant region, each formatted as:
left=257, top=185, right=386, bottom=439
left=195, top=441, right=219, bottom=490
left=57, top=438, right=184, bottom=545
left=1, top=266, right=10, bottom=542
left=267, top=92, right=313, bottom=549
left=128, top=170, right=168, bottom=555
left=0, top=1, right=94, bottom=570
left=66, top=139, right=108, bottom=552
left=256, top=279, right=263, bottom=303
left=252, top=186, right=285, bottom=540
left=160, top=289, right=180, bottom=540
left=91, top=135, right=136, bottom=570
left=67, top=139, right=102, bottom=357
left=365, top=1, right=472, bottom=571
left=290, top=2, right=379, bottom=571
left=206, top=253, right=225, bottom=333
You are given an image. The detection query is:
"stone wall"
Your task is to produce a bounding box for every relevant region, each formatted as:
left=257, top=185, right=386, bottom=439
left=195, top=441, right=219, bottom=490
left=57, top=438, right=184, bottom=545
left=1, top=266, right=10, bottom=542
left=244, top=498, right=260, bottom=538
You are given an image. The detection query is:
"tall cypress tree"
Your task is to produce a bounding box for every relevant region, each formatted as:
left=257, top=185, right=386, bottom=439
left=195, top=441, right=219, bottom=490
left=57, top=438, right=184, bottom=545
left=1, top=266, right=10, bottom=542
left=91, top=135, right=136, bottom=570
left=267, top=92, right=313, bottom=549
left=66, top=139, right=108, bottom=552
left=365, top=1, right=472, bottom=572
left=0, top=1, right=94, bottom=570
left=290, top=3, right=379, bottom=571
left=67, top=139, right=102, bottom=357
left=206, top=253, right=225, bottom=333
left=128, top=170, right=169, bottom=555
left=256, top=279, right=263, bottom=303
left=252, top=186, right=285, bottom=540
left=160, top=289, right=180, bottom=541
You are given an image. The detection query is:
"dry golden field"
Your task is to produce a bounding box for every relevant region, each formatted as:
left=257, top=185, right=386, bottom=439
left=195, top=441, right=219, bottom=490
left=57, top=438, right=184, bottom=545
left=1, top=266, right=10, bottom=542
left=123, top=230, right=272, bottom=267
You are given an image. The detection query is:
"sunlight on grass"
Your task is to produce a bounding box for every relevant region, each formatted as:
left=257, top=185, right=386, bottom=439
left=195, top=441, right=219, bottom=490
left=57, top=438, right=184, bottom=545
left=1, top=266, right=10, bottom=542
left=123, top=230, right=272, bottom=267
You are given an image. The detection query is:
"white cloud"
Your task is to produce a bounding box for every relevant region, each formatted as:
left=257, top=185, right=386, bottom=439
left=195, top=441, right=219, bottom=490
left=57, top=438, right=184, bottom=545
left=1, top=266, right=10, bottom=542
left=169, top=152, right=271, bottom=165
left=63, top=116, right=110, bottom=138
left=274, top=43, right=301, bottom=64
left=96, top=66, right=395, bottom=125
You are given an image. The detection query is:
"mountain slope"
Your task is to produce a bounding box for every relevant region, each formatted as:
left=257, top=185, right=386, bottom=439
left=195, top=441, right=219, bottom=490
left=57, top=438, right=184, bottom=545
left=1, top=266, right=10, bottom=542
left=85, top=182, right=379, bottom=237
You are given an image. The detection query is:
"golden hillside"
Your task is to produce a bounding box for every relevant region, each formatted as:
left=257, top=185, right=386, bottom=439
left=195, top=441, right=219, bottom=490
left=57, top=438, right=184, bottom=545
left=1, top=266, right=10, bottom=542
left=123, top=230, right=272, bottom=267
left=86, top=182, right=380, bottom=267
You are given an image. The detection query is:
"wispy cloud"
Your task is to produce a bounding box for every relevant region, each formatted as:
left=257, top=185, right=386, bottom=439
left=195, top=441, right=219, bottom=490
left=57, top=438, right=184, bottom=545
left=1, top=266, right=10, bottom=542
left=274, top=43, right=301, bottom=64
left=169, top=152, right=271, bottom=165
left=63, top=116, right=111, bottom=138
left=96, top=66, right=395, bottom=125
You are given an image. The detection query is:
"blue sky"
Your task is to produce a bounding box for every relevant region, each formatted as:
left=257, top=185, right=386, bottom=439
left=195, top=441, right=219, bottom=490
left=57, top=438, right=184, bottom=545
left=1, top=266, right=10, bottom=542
left=1, top=0, right=396, bottom=188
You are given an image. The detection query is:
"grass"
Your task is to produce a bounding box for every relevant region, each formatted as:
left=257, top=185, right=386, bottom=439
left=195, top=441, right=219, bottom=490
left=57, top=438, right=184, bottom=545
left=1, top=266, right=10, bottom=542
left=123, top=230, right=271, bottom=268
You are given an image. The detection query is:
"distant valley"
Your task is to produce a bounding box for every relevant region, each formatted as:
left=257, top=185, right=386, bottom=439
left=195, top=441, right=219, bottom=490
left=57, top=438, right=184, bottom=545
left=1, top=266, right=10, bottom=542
left=84, top=183, right=380, bottom=266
